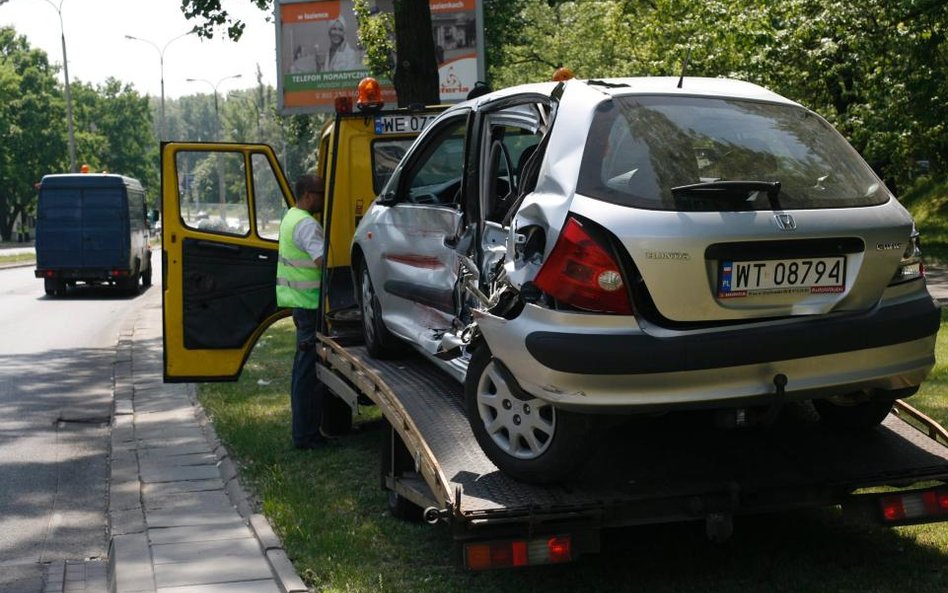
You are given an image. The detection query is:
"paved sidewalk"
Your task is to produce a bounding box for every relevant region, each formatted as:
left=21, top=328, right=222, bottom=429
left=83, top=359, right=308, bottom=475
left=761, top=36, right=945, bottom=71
left=107, top=286, right=307, bottom=593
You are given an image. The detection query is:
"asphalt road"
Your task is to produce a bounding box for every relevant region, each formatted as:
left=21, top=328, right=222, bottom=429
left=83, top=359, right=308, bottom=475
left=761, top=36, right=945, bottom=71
left=0, top=260, right=155, bottom=591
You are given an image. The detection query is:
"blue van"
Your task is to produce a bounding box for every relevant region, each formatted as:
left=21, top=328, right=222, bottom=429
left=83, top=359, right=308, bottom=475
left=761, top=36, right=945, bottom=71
left=34, top=174, right=153, bottom=296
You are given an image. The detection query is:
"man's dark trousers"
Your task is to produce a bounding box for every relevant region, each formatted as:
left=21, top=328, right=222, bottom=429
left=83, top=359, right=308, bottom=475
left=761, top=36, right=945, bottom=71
left=291, top=307, right=326, bottom=447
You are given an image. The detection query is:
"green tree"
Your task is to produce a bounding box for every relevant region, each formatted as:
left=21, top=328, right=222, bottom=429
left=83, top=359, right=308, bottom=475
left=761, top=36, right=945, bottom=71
left=0, top=27, right=65, bottom=241
left=69, top=78, right=157, bottom=195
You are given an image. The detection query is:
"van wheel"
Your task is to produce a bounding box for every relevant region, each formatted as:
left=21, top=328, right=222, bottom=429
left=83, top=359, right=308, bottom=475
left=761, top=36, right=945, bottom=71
left=44, top=278, right=65, bottom=297
left=359, top=264, right=404, bottom=358
left=814, top=395, right=894, bottom=430
left=464, top=346, right=595, bottom=484
left=141, top=266, right=152, bottom=287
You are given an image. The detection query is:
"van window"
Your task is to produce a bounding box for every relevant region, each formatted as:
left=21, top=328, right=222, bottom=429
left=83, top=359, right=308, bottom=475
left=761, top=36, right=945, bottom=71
left=176, top=151, right=251, bottom=236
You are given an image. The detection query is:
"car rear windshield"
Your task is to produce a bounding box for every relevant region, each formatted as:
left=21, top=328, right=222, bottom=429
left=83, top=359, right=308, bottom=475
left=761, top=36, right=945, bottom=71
left=577, top=95, right=890, bottom=211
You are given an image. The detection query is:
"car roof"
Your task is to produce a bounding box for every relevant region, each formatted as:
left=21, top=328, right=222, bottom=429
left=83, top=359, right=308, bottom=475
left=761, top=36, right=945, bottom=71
left=463, top=76, right=800, bottom=110
left=40, top=173, right=144, bottom=190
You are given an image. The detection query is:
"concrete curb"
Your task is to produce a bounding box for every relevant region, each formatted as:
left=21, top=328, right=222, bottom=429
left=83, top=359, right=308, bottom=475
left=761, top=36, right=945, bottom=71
left=107, top=289, right=309, bottom=593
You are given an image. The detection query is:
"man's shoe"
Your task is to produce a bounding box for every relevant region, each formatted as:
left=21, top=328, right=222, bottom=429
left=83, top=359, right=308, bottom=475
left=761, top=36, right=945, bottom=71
left=319, top=428, right=340, bottom=441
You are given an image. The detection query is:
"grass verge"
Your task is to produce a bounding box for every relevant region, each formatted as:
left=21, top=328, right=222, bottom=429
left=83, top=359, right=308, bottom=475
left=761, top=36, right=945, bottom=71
left=0, top=252, right=35, bottom=266
left=199, top=318, right=948, bottom=592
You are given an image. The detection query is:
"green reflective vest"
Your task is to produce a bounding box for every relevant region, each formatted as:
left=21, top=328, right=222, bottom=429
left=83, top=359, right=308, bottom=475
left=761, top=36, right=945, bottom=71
left=276, top=207, right=322, bottom=309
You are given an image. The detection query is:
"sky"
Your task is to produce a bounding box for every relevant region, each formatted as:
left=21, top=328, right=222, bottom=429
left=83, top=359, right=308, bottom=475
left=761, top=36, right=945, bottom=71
left=0, top=0, right=278, bottom=99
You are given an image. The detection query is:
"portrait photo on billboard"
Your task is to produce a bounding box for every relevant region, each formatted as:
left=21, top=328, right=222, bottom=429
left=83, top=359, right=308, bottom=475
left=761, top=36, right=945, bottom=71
left=280, top=0, right=371, bottom=111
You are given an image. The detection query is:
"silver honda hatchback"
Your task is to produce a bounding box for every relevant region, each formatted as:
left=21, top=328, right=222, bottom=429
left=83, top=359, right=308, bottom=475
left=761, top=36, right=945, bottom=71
left=351, top=77, right=940, bottom=483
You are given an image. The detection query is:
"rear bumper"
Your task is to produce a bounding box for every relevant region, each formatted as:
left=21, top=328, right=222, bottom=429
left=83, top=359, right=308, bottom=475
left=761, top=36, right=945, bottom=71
left=35, top=268, right=132, bottom=281
left=475, top=295, right=940, bottom=411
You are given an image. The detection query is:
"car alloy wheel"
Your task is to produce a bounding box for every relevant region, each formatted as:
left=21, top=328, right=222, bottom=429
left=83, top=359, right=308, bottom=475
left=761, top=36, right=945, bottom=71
left=474, top=357, right=557, bottom=460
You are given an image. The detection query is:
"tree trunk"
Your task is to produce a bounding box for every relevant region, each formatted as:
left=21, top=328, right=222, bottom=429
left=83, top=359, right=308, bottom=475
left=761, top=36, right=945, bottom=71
left=392, top=0, right=440, bottom=107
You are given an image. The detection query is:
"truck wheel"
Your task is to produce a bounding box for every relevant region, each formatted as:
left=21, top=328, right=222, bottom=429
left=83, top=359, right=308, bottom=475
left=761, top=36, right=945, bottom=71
left=814, top=395, right=894, bottom=430
left=121, top=265, right=141, bottom=294
left=321, top=393, right=353, bottom=437
left=464, top=346, right=595, bottom=484
left=359, top=265, right=404, bottom=358
left=141, top=266, right=152, bottom=287
left=44, top=278, right=65, bottom=297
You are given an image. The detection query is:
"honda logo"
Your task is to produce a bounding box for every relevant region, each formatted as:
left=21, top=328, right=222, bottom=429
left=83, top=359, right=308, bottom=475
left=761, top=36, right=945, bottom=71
left=774, top=213, right=796, bottom=231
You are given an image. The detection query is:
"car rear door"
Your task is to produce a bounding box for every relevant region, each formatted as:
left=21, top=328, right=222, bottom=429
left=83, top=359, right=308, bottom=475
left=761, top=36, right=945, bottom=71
left=161, top=142, right=295, bottom=381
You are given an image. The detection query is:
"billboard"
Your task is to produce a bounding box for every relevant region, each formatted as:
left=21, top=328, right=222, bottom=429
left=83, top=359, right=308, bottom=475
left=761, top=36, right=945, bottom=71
left=277, top=0, right=484, bottom=113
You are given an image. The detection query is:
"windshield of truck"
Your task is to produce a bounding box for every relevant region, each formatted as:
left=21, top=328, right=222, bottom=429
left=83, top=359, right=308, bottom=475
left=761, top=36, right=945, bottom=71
left=577, top=95, right=889, bottom=211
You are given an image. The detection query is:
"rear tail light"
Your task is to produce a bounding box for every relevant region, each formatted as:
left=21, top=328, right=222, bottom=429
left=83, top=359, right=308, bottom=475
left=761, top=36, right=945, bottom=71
left=891, top=224, right=923, bottom=285
left=464, top=535, right=573, bottom=570
left=533, top=217, right=633, bottom=314
left=880, top=488, right=948, bottom=524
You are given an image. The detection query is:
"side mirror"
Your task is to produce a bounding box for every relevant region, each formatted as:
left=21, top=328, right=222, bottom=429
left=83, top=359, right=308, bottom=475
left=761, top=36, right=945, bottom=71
left=375, top=191, right=397, bottom=206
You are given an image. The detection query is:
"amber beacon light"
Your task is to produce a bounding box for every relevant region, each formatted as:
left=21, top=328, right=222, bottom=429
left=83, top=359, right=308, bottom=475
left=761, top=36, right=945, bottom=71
left=357, top=77, right=385, bottom=112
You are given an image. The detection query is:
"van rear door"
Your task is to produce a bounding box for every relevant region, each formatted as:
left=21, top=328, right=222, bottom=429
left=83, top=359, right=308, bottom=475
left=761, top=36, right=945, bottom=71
left=161, top=143, right=294, bottom=381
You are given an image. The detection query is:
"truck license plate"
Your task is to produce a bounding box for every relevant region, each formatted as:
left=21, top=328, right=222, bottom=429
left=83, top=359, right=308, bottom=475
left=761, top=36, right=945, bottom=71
left=718, top=256, right=845, bottom=298
left=374, top=114, right=437, bottom=135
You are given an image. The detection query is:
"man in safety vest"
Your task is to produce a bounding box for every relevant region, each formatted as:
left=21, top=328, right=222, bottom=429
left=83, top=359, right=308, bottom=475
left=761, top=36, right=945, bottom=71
left=277, top=174, right=329, bottom=449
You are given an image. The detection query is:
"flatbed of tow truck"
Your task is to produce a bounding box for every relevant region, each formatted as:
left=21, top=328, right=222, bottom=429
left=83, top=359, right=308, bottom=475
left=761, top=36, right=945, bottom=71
left=318, top=334, right=948, bottom=567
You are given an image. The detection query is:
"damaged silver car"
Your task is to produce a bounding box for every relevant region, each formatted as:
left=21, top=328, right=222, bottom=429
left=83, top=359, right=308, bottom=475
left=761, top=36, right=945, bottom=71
left=350, top=77, right=940, bottom=483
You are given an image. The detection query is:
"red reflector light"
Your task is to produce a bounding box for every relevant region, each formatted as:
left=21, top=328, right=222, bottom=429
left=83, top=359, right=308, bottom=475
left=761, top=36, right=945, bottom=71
left=335, top=96, right=353, bottom=114
left=534, top=217, right=632, bottom=314
left=881, top=495, right=906, bottom=521
left=110, top=270, right=128, bottom=277
left=45, top=270, right=55, bottom=278
left=938, top=490, right=948, bottom=511
left=548, top=535, right=571, bottom=563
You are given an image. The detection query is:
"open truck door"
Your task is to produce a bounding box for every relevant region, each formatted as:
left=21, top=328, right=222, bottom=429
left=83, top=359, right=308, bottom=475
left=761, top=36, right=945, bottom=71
left=161, top=142, right=294, bottom=381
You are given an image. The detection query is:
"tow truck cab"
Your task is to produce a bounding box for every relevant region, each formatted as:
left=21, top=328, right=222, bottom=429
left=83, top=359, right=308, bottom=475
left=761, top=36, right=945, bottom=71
left=161, top=103, right=443, bottom=381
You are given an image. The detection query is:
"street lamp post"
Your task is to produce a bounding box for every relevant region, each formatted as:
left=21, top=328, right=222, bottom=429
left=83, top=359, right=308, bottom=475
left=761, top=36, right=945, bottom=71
left=186, top=74, right=243, bottom=141
left=39, top=0, right=76, bottom=172
left=186, top=74, right=242, bottom=223
left=125, top=29, right=194, bottom=141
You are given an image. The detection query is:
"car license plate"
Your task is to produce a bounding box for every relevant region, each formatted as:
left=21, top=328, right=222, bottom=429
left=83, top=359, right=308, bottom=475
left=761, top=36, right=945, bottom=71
left=718, top=256, right=845, bottom=298
left=374, top=114, right=437, bottom=135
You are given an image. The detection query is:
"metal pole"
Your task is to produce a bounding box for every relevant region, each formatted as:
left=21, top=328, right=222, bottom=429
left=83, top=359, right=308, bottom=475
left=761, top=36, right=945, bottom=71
left=41, top=0, right=76, bottom=172
left=125, top=30, right=193, bottom=142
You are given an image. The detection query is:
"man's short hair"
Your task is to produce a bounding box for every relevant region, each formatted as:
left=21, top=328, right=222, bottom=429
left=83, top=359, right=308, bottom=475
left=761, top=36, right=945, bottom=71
left=295, top=174, right=323, bottom=199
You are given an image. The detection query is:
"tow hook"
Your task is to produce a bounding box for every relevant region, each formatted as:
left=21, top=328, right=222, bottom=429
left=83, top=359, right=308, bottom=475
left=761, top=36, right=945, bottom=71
left=423, top=507, right=449, bottom=525
left=758, top=373, right=788, bottom=426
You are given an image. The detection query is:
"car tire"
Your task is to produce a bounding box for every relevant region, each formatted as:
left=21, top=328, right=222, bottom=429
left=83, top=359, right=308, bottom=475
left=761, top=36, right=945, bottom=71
left=813, top=395, right=894, bottom=430
left=464, top=345, right=595, bottom=484
left=359, top=264, right=404, bottom=358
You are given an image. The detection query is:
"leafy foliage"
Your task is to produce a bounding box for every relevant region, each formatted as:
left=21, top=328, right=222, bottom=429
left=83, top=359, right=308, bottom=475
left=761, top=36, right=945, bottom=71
left=490, top=0, right=947, bottom=190
left=353, top=0, right=395, bottom=81
left=0, top=27, right=64, bottom=241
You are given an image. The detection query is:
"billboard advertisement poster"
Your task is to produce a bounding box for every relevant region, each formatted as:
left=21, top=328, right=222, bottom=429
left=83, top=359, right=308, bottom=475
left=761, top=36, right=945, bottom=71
left=278, top=0, right=484, bottom=113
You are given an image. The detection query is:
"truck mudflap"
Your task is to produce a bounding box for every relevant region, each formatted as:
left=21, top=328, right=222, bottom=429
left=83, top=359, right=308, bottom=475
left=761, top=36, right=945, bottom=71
left=317, top=336, right=948, bottom=568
